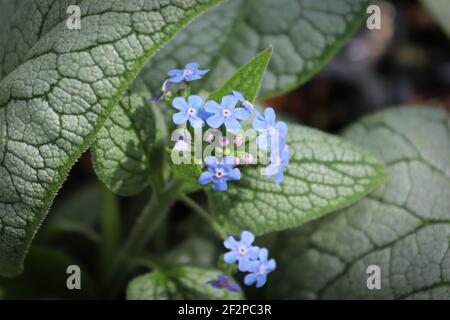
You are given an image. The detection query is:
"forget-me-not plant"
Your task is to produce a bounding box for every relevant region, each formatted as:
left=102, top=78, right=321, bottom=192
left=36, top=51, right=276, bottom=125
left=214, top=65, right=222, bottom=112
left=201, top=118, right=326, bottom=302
left=152, top=62, right=290, bottom=192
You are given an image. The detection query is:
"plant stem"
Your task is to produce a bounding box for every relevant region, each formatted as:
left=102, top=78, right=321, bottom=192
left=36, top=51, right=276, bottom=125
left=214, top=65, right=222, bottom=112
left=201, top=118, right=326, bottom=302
left=179, top=194, right=227, bottom=240
left=100, top=183, right=120, bottom=272
left=107, top=179, right=183, bottom=284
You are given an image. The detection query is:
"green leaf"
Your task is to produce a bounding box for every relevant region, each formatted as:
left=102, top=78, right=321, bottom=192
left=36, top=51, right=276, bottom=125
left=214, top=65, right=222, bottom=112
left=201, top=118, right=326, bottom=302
left=0, top=0, right=72, bottom=79
left=91, top=81, right=163, bottom=196
left=420, top=0, right=450, bottom=38
left=141, top=0, right=371, bottom=98
left=268, top=107, right=450, bottom=299
left=0, top=0, right=222, bottom=277
left=210, top=124, right=386, bottom=235
left=127, top=265, right=243, bottom=300
left=207, top=48, right=272, bottom=102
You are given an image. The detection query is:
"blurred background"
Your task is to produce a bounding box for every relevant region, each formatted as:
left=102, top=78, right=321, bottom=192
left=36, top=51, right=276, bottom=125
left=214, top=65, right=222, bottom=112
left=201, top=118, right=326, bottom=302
left=1, top=0, right=448, bottom=299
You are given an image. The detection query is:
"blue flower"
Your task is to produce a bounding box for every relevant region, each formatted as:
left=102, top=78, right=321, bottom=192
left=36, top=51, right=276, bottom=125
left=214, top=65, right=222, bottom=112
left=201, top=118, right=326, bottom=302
left=244, top=248, right=276, bottom=288
left=167, top=62, right=209, bottom=83
left=172, top=95, right=205, bottom=128
left=253, top=107, right=288, bottom=149
left=206, top=274, right=241, bottom=293
left=199, top=156, right=241, bottom=191
left=223, top=230, right=260, bottom=272
left=232, top=90, right=261, bottom=117
left=204, top=95, right=250, bottom=132
left=265, top=140, right=290, bottom=184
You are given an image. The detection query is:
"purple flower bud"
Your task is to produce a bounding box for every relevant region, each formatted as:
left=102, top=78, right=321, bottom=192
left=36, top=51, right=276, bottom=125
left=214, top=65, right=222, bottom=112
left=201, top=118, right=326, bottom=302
left=205, top=133, right=215, bottom=144
left=243, top=153, right=254, bottom=165
left=219, top=137, right=230, bottom=147
left=234, top=136, right=243, bottom=147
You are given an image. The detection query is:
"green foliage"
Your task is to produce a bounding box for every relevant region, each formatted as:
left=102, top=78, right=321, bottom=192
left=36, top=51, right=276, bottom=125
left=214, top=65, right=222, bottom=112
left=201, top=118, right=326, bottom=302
left=210, top=124, right=386, bottom=235
left=207, top=48, right=272, bottom=102
left=268, top=107, right=450, bottom=299
left=141, top=0, right=371, bottom=98
left=127, top=265, right=243, bottom=300
left=0, top=0, right=222, bottom=277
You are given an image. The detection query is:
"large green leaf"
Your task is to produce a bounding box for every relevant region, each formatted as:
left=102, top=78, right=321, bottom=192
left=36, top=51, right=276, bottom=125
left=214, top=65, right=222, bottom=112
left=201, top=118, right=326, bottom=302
left=420, top=0, right=450, bottom=38
left=210, top=124, right=386, bottom=235
left=207, top=47, right=271, bottom=102
left=141, top=0, right=371, bottom=98
left=269, top=107, right=450, bottom=299
left=91, top=81, right=164, bottom=196
left=127, top=265, right=243, bottom=299
left=0, top=0, right=72, bottom=79
left=0, top=0, right=222, bottom=277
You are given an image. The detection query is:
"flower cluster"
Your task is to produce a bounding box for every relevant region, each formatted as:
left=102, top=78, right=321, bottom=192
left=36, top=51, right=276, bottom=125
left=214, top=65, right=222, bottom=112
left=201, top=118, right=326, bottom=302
left=152, top=62, right=290, bottom=192
left=223, top=230, right=276, bottom=288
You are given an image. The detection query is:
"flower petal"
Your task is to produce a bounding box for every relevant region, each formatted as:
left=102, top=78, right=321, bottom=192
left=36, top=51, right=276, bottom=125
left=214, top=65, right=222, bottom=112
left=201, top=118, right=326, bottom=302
left=238, top=258, right=253, bottom=272
left=276, top=121, right=288, bottom=138
left=223, top=156, right=237, bottom=167
left=259, top=248, right=269, bottom=262
left=257, top=133, right=269, bottom=150
left=196, top=69, right=209, bottom=76
left=252, top=117, right=267, bottom=130
left=244, top=273, right=258, bottom=286
left=275, top=168, right=284, bottom=184
left=172, top=97, right=188, bottom=111
left=256, top=275, right=267, bottom=288
left=173, top=112, right=188, bottom=125
left=228, top=283, right=241, bottom=292
left=235, top=108, right=250, bottom=121
left=224, top=236, right=238, bottom=249
left=232, top=90, right=245, bottom=102
left=167, top=69, right=182, bottom=76
left=264, top=107, right=276, bottom=124
left=226, top=168, right=241, bottom=181
left=247, top=246, right=260, bottom=260
left=189, top=115, right=204, bottom=128
left=224, top=251, right=239, bottom=264
left=212, top=179, right=228, bottom=191
left=224, top=118, right=241, bottom=132
left=198, top=171, right=213, bottom=185
left=221, top=95, right=238, bottom=109
left=185, top=62, right=199, bottom=71
left=267, top=259, right=277, bottom=272
left=186, top=74, right=202, bottom=81
left=204, top=156, right=218, bottom=169
left=188, top=95, right=203, bottom=109
left=241, top=231, right=255, bottom=245
left=167, top=74, right=185, bottom=83
left=207, top=114, right=225, bottom=128
left=265, top=162, right=279, bottom=177
left=204, top=100, right=222, bottom=113
left=206, top=280, right=222, bottom=289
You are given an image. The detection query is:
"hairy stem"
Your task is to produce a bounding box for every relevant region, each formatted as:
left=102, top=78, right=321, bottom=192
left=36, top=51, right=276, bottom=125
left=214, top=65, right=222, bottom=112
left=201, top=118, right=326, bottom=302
left=106, top=179, right=183, bottom=293
left=179, top=194, right=227, bottom=240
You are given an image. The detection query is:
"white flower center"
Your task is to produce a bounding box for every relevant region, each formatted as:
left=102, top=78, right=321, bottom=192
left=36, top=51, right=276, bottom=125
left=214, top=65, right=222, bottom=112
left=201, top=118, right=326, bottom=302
left=183, top=68, right=193, bottom=77
left=268, top=126, right=276, bottom=136
left=187, top=107, right=196, bottom=115
left=238, top=245, right=247, bottom=255
left=215, top=168, right=225, bottom=179
left=222, top=109, right=232, bottom=117
left=259, top=264, right=267, bottom=275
